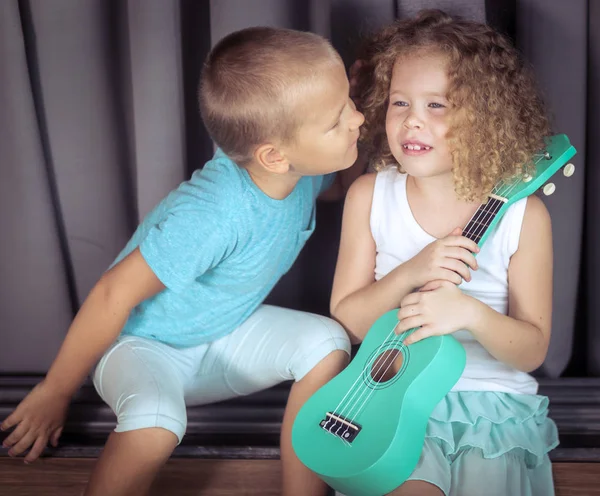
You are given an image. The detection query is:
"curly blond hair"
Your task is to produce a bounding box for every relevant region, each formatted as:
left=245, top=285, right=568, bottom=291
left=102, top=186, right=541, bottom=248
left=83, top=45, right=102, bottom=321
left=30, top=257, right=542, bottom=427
left=356, top=10, right=551, bottom=201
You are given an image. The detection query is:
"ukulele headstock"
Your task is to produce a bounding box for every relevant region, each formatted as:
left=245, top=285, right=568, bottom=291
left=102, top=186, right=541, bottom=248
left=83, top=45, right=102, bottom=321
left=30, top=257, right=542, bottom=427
left=490, top=134, right=576, bottom=205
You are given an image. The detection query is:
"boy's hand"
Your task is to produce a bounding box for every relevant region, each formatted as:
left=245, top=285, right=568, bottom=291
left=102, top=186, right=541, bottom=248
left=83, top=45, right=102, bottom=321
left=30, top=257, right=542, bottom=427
left=404, top=227, right=479, bottom=290
left=395, top=280, right=478, bottom=344
left=1, top=380, right=69, bottom=463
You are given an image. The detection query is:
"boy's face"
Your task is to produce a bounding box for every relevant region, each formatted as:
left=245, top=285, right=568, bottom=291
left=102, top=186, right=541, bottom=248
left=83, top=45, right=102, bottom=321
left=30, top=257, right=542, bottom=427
left=282, top=62, right=364, bottom=176
left=385, top=52, right=453, bottom=178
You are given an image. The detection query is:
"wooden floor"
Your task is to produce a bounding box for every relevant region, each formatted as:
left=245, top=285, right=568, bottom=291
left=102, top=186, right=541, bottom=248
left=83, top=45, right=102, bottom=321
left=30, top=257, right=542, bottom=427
left=0, top=458, right=599, bottom=495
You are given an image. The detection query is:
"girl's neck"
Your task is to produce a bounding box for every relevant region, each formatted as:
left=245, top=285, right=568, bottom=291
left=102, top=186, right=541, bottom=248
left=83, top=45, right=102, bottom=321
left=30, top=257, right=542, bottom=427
left=407, top=172, right=463, bottom=207
left=406, top=173, right=480, bottom=239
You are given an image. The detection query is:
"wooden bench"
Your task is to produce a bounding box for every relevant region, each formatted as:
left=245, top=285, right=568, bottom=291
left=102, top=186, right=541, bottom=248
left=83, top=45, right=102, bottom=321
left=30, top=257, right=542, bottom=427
left=1, top=376, right=599, bottom=494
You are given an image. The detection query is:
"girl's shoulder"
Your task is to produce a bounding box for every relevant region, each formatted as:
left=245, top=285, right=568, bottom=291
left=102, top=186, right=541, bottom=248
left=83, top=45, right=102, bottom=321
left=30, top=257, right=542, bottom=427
left=345, top=166, right=402, bottom=208
left=500, top=194, right=551, bottom=260
left=516, top=194, right=552, bottom=250
left=522, top=194, right=550, bottom=225
left=346, top=170, right=377, bottom=206
left=349, top=165, right=404, bottom=199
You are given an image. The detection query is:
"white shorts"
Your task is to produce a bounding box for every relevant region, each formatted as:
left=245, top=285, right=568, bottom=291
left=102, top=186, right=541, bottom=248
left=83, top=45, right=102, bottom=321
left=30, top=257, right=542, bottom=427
left=93, top=304, right=351, bottom=442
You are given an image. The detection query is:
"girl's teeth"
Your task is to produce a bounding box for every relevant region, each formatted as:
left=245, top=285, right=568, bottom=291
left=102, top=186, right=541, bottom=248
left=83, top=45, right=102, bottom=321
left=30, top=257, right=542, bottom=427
left=403, top=144, right=431, bottom=151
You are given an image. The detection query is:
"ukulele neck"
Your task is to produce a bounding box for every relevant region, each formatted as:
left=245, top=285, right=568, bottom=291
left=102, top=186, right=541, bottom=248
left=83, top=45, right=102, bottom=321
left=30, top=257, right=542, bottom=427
left=462, top=196, right=506, bottom=244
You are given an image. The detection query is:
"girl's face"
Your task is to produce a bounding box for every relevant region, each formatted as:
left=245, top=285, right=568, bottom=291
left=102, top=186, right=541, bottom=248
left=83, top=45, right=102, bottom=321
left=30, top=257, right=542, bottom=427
left=385, top=52, right=453, bottom=179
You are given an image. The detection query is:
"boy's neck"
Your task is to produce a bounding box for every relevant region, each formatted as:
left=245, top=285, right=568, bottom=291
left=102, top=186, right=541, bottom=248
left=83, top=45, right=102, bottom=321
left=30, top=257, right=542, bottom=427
left=245, top=162, right=301, bottom=200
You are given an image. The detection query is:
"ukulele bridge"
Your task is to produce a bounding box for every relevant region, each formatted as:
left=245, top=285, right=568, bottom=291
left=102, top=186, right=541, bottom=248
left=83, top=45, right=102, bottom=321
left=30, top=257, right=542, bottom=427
left=319, top=412, right=362, bottom=443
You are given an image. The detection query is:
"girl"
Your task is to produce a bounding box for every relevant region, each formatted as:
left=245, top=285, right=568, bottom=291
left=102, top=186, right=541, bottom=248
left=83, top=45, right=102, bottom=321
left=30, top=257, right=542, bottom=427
left=332, top=10, right=558, bottom=496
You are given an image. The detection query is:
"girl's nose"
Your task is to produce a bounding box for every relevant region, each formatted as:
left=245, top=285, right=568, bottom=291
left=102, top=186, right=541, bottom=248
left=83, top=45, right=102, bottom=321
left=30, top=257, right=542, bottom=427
left=404, top=112, right=423, bottom=130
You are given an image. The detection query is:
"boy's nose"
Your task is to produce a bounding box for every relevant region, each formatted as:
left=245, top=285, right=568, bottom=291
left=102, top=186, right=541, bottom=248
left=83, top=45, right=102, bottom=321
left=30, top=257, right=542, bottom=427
left=353, top=110, right=365, bottom=129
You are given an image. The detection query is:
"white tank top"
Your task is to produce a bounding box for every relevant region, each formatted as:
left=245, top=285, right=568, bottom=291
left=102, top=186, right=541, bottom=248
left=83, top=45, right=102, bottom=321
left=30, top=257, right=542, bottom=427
left=370, top=167, right=538, bottom=394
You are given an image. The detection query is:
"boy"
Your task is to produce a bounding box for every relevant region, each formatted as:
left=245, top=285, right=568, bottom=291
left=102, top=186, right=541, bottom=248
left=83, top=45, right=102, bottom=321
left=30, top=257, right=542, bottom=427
left=1, top=26, right=364, bottom=496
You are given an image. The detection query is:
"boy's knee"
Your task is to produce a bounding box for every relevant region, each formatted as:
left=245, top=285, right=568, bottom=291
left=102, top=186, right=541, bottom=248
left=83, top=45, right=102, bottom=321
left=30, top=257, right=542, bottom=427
left=300, top=315, right=350, bottom=352
left=92, top=339, right=188, bottom=443
left=290, top=315, right=351, bottom=380
left=110, top=426, right=180, bottom=457
left=113, top=389, right=188, bottom=443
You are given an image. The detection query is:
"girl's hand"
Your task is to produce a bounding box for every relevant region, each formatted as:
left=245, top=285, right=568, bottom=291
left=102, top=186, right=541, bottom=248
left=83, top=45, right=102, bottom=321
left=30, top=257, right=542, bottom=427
left=1, top=380, right=69, bottom=463
left=405, top=227, right=479, bottom=289
left=395, top=280, right=478, bottom=345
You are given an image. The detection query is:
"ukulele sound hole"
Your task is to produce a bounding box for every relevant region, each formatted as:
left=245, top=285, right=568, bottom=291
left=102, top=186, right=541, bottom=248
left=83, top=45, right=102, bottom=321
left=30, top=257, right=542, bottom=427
left=371, top=349, right=404, bottom=383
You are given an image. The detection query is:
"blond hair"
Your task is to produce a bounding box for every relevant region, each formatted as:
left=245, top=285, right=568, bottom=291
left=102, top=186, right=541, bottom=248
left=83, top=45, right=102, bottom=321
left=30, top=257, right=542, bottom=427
left=199, top=27, right=341, bottom=165
left=357, top=10, right=550, bottom=200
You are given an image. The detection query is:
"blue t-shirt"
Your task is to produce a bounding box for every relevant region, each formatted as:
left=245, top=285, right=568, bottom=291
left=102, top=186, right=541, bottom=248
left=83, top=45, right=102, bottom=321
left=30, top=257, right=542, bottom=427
left=113, top=149, right=335, bottom=348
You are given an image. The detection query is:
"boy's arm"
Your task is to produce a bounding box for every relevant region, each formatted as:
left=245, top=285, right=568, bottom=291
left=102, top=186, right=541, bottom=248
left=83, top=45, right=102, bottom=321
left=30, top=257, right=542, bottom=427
left=1, top=248, right=164, bottom=461
left=464, top=196, right=553, bottom=372
left=45, top=248, right=165, bottom=396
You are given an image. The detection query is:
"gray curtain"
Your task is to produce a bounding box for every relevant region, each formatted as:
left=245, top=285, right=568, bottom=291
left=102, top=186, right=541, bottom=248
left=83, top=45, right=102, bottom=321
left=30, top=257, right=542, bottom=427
left=1, top=0, right=597, bottom=379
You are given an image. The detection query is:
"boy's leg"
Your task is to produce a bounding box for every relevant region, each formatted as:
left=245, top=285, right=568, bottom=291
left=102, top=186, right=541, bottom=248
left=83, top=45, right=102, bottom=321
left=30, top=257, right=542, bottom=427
left=86, top=336, right=189, bottom=496
left=85, top=429, right=178, bottom=496
left=185, top=304, right=352, bottom=496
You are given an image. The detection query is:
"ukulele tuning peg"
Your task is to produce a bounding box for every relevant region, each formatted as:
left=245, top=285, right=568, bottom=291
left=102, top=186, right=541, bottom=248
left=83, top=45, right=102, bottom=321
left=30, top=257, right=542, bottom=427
left=543, top=183, right=556, bottom=196
left=563, top=163, right=575, bottom=177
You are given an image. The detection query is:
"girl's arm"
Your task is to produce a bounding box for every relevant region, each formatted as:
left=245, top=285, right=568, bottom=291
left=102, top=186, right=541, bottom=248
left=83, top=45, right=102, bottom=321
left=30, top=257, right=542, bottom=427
left=399, top=196, right=552, bottom=372
left=330, top=174, right=415, bottom=343
left=330, top=174, right=478, bottom=343
left=330, top=174, right=479, bottom=343
left=465, top=195, right=553, bottom=372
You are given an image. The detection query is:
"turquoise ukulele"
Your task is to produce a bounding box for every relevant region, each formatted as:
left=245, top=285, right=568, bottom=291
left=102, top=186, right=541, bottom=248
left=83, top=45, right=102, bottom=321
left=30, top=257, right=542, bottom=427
left=292, top=134, right=576, bottom=496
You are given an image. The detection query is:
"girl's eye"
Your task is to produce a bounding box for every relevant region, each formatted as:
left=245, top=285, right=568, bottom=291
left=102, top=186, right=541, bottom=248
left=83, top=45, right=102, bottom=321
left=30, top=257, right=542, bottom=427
left=429, top=102, right=446, bottom=109
left=392, top=101, right=408, bottom=107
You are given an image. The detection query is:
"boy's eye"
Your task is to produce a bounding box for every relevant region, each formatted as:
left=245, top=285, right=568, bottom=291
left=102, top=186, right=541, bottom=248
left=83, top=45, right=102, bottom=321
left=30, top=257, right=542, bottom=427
left=327, top=120, right=340, bottom=132
left=429, top=102, right=446, bottom=109
left=392, top=101, right=408, bottom=107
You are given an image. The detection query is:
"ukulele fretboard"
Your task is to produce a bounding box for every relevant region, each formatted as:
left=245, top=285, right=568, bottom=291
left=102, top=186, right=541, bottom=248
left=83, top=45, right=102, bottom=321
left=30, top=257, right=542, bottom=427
left=462, top=197, right=505, bottom=245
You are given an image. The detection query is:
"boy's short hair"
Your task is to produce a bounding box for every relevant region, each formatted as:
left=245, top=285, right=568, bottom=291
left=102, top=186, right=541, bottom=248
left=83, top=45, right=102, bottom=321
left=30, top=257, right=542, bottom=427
left=199, top=27, right=341, bottom=165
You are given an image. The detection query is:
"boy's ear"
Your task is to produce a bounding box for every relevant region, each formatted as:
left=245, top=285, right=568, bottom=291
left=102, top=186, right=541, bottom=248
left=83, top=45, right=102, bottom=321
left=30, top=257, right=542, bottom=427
left=253, top=144, right=291, bottom=174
